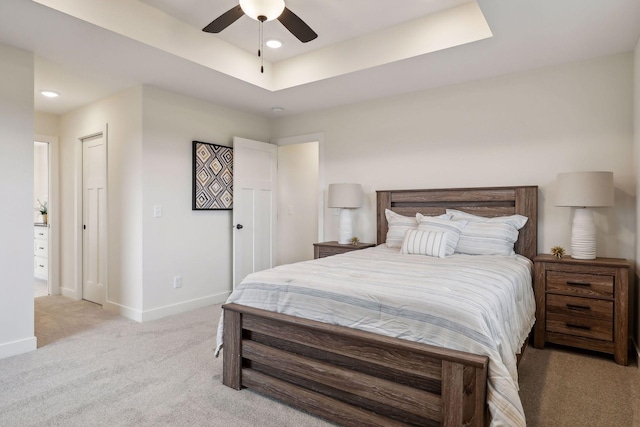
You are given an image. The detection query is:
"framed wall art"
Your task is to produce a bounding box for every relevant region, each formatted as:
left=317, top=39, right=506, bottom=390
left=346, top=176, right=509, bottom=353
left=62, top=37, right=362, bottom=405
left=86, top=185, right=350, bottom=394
left=192, top=141, right=233, bottom=210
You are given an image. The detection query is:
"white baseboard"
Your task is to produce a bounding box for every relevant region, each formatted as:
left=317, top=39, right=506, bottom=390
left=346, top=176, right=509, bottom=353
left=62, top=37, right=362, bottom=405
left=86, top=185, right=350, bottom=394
left=0, top=336, right=37, bottom=360
left=140, top=291, right=232, bottom=322
left=103, top=292, right=231, bottom=323
left=104, top=301, right=143, bottom=322
left=60, top=287, right=78, bottom=299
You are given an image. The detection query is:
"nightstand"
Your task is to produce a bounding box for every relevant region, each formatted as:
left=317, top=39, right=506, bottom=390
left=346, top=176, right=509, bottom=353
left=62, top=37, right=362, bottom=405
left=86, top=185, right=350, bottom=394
left=313, top=241, right=376, bottom=259
left=533, top=254, right=629, bottom=365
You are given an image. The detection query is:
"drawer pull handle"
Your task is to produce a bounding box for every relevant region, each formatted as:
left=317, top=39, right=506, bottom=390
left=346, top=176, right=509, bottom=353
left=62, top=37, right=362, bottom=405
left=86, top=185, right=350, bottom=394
left=38, top=247, right=44, bottom=250
left=566, top=281, right=591, bottom=287
left=38, top=265, right=45, bottom=268
left=566, top=323, right=591, bottom=331
left=566, top=304, right=591, bottom=311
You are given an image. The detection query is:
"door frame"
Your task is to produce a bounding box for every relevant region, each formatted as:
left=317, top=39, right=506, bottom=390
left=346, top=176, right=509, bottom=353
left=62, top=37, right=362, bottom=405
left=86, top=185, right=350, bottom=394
left=271, top=132, right=325, bottom=243
left=73, top=125, right=109, bottom=303
left=34, top=134, right=59, bottom=296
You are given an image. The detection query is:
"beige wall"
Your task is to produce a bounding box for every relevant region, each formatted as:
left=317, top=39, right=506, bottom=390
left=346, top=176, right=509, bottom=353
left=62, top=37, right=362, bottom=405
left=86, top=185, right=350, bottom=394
left=277, top=142, right=319, bottom=265
left=36, top=95, right=284, bottom=318
left=140, top=86, right=271, bottom=319
left=59, top=87, right=144, bottom=316
left=0, top=43, right=36, bottom=358
left=35, top=111, right=59, bottom=137
left=49, top=84, right=271, bottom=322
left=272, top=53, right=635, bottom=263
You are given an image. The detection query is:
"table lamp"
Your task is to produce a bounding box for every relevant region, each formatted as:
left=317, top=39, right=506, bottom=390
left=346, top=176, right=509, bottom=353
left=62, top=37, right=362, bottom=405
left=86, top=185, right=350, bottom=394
left=555, top=171, right=614, bottom=260
left=328, top=183, right=362, bottom=244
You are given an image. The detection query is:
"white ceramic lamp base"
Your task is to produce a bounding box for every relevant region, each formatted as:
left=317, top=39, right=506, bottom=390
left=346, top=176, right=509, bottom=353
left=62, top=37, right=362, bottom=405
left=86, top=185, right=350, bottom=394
left=337, top=208, right=354, bottom=244
left=570, top=208, right=597, bottom=260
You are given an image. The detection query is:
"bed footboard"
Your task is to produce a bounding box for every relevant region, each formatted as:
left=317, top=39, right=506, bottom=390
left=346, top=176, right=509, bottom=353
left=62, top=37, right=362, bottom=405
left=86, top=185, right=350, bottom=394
left=222, top=303, right=489, bottom=427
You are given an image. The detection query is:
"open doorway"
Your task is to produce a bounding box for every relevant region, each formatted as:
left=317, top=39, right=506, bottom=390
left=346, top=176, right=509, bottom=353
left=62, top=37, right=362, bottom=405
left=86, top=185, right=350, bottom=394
left=33, top=141, right=48, bottom=297
left=273, top=133, right=324, bottom=266
left=33, top=135, right=59, bottom=298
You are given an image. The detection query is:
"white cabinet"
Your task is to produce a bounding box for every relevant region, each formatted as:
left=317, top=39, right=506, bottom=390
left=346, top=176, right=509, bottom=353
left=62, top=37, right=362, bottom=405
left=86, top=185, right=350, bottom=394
left=34, top=226, right=48, bottom=280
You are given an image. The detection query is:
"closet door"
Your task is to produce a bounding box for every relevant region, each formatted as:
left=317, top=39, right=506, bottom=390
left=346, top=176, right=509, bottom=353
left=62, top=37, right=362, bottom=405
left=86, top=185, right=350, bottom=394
left=82, top=133, right=107, bottom=305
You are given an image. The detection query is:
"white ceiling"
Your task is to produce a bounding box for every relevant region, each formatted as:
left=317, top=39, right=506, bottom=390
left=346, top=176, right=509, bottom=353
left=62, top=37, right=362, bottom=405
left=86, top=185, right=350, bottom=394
left=1, top=0, right=639, bottom=118
left=139, top=0, right=472, bottom=62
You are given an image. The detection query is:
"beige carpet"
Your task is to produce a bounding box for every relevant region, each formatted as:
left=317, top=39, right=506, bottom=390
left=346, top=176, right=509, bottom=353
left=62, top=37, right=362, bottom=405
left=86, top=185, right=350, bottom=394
left=519, top=343, right=640, bottom=426
left=0, top=296, right=638, bottom=426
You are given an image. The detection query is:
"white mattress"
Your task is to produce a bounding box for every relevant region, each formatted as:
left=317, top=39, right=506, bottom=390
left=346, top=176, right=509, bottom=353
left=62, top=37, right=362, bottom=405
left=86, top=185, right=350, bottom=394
left=217, top=245, right=535, bottom=427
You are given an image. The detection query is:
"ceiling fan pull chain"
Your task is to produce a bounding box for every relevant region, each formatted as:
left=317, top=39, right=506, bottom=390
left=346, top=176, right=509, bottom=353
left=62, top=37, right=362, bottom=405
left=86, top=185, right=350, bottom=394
left=259, top=16, right=265, bottom=73
left=258, top=19, right=261, bottom=58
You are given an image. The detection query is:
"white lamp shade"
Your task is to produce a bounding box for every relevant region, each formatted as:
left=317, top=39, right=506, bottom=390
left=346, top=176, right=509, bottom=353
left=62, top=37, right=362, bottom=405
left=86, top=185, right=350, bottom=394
left=328, top=183, right=362, bottom=208
left=239, top=0, right=285, bottom=21
left=555, top=171, right=614, bottom=207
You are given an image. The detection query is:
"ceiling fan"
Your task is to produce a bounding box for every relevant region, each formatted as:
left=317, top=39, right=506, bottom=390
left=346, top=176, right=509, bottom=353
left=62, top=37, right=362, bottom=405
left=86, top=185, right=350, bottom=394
left=202, top=0, right=318, bottom=43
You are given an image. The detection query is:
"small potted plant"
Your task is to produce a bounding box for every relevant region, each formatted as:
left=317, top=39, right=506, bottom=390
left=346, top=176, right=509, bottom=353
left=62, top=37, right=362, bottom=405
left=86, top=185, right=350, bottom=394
left=36, top=199, right=48, bottom=224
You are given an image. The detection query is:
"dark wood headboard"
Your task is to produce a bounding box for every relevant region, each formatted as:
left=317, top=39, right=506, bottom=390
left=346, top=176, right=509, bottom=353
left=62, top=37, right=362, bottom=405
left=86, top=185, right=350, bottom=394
left=376, top=186, right=538, bottom=260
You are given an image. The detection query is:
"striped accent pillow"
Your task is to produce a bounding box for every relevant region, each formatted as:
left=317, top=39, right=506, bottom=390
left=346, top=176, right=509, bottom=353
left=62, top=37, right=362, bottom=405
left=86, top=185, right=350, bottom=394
left=401, top=230, right=449, bottom=258
left=416, top=214, right=467, bottom=256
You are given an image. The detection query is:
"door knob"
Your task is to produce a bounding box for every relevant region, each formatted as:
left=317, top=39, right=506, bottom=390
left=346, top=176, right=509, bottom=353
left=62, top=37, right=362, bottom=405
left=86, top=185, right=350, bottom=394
left=236, top=224, right=244, bottom=230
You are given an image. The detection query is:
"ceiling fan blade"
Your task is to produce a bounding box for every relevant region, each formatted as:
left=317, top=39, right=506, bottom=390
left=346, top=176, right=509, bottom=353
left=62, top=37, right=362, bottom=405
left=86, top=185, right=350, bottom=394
left=277, top=7, right=317, bottom=43
left=202, top=5, right=244, bottom=33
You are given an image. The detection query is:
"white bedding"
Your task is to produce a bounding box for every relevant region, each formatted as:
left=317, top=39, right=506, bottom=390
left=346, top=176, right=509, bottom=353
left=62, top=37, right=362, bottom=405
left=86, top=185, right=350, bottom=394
left=216, top=245, right=535, bottom=427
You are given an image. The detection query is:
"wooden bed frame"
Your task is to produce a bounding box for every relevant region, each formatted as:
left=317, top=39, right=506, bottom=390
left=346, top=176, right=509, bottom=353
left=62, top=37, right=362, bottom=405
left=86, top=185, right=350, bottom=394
left=222, top=186, right=538, bottom=427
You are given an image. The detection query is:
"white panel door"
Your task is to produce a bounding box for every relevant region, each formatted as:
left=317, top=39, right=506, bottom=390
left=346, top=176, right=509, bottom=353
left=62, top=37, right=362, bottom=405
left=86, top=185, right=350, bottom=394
left=82, top=134, right=107, bottom=305
left=232, top=137, right=277, bottom=289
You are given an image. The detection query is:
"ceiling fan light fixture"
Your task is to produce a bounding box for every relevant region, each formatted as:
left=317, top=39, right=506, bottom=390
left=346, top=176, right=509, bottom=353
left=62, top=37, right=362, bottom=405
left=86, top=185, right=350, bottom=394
left=266, top=39, right=282, bottom=48
left=239, top=0, right=285, bottom=22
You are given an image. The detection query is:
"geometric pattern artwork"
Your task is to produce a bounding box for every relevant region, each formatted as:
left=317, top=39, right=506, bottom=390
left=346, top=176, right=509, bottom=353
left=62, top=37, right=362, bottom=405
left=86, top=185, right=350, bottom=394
left=192, top=141, right=233, bottom=210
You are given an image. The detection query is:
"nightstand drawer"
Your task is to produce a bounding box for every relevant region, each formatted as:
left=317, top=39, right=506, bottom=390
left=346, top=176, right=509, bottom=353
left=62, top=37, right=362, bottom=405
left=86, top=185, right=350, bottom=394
left=313, top=242, right=376, bottom=259
left=547, top=294, right=613, bottom=321
left=547, top=271, right=613, bottom=298
left=547, top=312, right=612, bottom=341
left=317, top=246, right=350, bottom=258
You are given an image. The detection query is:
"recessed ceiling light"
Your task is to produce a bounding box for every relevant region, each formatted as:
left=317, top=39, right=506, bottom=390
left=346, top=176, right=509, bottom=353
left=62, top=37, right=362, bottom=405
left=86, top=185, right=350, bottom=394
left=266, top=39, right=282, bottom=49
left=40, top=90, right=60, bottom=98
left=271, top=106, right=285, bottom=113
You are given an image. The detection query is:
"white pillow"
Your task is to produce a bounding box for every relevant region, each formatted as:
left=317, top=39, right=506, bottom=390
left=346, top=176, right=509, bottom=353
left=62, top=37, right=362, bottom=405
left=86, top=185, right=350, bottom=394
left=385, top=209, right=418, bottom=248
left=446, top=209, right=528, bottom=229
left=445, top=210, right=528, bottom=256
left=401, top=230, right=449, bottom=258
left=385, top=209, right=449, bottom=248
left=453, top=222, right=521, bottom=255
left=416, top=214, right=467, bottom=256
